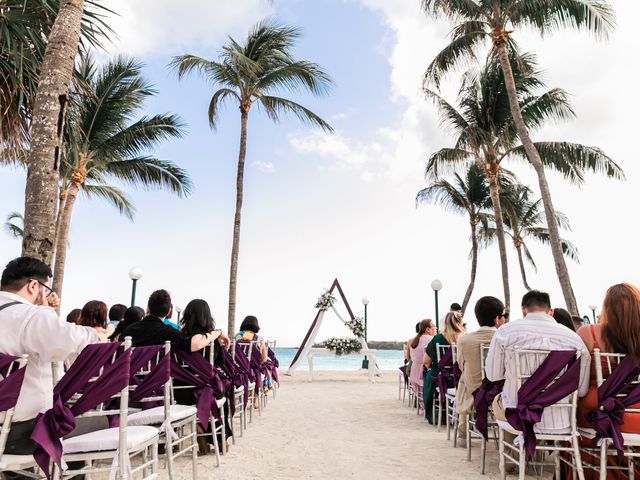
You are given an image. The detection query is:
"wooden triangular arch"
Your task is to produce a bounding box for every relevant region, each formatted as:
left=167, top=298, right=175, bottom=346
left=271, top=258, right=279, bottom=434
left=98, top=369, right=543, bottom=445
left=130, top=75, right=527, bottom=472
left=288, top=278, right=356, bottom=370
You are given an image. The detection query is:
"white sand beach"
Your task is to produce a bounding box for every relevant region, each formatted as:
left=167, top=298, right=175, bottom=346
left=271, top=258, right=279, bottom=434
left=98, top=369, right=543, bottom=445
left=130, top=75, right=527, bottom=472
left=162, top=371, right=551, bottom=480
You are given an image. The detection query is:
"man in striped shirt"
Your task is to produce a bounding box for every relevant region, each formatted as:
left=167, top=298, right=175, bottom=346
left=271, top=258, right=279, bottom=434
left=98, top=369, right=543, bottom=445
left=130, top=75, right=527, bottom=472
left=485, top=290, right=590, bottom=434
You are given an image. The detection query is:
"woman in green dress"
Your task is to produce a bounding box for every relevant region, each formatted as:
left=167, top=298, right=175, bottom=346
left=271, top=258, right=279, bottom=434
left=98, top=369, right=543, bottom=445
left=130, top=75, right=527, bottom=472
left=423, top=311, right=465, bottom=423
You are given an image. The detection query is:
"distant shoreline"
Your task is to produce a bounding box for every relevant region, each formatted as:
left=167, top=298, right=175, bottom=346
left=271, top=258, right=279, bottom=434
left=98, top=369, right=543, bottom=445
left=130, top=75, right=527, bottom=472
left=298, top=341, right=404, bottom=351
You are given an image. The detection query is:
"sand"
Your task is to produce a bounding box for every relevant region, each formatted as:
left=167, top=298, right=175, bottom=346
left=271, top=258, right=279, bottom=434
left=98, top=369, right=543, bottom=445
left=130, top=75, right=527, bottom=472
left=160, top=370, right=549, bottom=479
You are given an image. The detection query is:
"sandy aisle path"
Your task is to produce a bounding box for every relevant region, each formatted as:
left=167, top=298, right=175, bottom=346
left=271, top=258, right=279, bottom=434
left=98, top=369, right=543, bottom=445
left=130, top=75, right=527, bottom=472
left=165, top=370, right=522, bottom=479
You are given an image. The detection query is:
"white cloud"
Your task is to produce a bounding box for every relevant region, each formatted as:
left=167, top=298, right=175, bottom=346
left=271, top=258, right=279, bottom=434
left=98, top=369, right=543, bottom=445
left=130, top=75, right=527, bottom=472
left=253, top=160, right=275, bottom=173
left=101, top=0, right=272, bottom=57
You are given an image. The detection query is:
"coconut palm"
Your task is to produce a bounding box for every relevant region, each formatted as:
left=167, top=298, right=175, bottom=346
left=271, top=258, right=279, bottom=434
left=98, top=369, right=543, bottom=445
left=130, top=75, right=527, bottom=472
left=170, top=20, right=334, bottom=333
left=425, top=50, right=622, bottom=312
left=417, top=164, right=493, bottom=314
left=421, top=0, right=615, bottom=314
left=3, top=212, right=24, bottom=239
left=51, top=56, right=189, bottom=302
left=480, top=184, right=579, bottom=291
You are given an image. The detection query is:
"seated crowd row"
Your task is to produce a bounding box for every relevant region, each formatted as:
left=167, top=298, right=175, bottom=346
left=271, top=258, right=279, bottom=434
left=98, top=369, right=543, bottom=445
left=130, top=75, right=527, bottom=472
left=0, top=256, right=278, bottom=478
left=403, top=283, right=640, bottom=479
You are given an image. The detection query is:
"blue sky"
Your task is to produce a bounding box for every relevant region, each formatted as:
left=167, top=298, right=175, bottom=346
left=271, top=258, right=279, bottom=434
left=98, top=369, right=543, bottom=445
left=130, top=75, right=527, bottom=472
left=1, top=0, right=639, bottom=347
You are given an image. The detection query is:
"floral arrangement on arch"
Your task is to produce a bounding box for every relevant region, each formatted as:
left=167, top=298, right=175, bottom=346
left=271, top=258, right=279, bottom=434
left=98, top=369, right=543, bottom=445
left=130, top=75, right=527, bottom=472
left=315, top=291, right=336, bottom=311
left=322, top=337, right=362, bottom=356
left=345, top=317, right=365, bottom=338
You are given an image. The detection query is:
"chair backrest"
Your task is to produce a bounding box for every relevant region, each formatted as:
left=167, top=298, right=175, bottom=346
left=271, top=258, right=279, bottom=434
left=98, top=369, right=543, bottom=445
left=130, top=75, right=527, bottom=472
left=593, top=348, right=640, bottom=413
left=435, top=343, right=451, bottom=366
left=266, top=340, right=276, bottom=351
left=512, top=347, right=581, bottom=432
left=129, top=341, right=171, bottom=408
left=236, top=340, right=257, bottom=364
left=479, top=343, right=491, bottom=380
left=0, top=354, right=28, bottom=458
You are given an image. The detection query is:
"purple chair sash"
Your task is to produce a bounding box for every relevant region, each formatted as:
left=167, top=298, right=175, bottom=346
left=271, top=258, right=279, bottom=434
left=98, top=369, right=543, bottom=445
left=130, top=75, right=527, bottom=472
left=432, top=347, right=457, bottom=404
left=586, top=354, right=640, bottom=457
left=130, top=346, right=170, bottom=404
left=31, top=343, right=130, bottom=477
left=267, top=348, right=279, bottom=385
left=473, top=377, right=505, bottom=440
left=0, top=354, right=26, bottom=412
left=170, top=350, right=223, bottom=428
left=505, top=350, right=580, bottom=459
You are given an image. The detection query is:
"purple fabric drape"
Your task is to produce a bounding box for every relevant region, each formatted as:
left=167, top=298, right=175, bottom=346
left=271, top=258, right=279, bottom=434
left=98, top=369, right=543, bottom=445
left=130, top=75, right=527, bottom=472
left=473, top=377, right=505, bottom=440
left=585, top=354, right=640, bottom=457
left=130, top=346, right=170, bottom=404
left=505, top=350, right=580, bottom=459
left=0, top=354, right=26, bottom=412
left=31, top=343, right=130, bottom=477
left=222, top=347, right=249, bottom=409
left=170, top=350, right=223, bottom=428
left=431, top=347, right=458, bottom=404
left=267, top=348, right=279, bottom=385
left=213, top=349, right=238, bottom=417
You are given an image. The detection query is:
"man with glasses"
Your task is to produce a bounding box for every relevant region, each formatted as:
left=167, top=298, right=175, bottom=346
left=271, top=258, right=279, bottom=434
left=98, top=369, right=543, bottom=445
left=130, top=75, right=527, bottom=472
left=455, top=296, right=506, bottom=445
left=0, top=256, right=102, bottom=456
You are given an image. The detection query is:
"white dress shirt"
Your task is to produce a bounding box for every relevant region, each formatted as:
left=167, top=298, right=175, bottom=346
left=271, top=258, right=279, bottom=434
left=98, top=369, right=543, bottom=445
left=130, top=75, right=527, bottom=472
left=0, top=291, right=98, bottom=421
left=485, top=312, right=590, bottom=433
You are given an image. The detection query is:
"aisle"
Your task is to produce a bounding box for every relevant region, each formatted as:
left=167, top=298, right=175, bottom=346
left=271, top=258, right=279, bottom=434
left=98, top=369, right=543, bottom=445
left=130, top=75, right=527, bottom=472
left=167, top=371, right=512, bottom=479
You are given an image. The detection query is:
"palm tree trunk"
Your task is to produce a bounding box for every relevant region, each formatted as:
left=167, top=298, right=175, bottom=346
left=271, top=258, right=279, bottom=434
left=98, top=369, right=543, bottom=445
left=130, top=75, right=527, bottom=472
left=21, top=0, right=84, bottom=264
left=515, top=242, right=532, bottom=291
left=227, top=108, right=249, bottom=335
left=461, top=220, right=479, bottom=315
left=52, top=182, right=79, bottom=306
left=495, top=42, right=579, bottom=315
left=486, top=167, right=511, bottom=312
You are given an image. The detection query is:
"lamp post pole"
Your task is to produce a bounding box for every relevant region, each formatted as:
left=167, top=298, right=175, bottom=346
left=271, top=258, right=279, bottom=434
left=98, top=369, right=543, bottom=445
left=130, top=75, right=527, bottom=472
left=431, top=279, right=443, bottom=331
left=589, top=304, right=597, bottom=324
left=176, top=306, right=183, bottom=325
left=129, top=267, right=143, bottom=307
left=361, top=297, right=369, bottom=369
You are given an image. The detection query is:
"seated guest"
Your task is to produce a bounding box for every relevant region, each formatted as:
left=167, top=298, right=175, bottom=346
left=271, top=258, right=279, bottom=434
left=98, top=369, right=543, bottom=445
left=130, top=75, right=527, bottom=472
left=78, top=300, right=110, bottom=336
left=575, top=283, right=640, bottom=479
left=455, top=296, right=506, bottom=442
left=66, top=308, right=81, bottom=324
left=553, top=307, right=576, bottom=331
left=109, top=306, right=145, bottom=341
left=235, top=315, right=268, bottom=364
left=485, top=290, right=590, bottom=438
left=122, top=289, right=229, bottom=351
left=163, top=304, right=179, bottom=330
left=178, top=299, right=233, bottom=453
left=572, top=315, right=585, bottom=330
left=0, top=257, right=102, bottom=455
left=423, top=311, right=465, bottom=423
left=107, top=303, right=127, bottom=329
left=409, top=319, right=436, bottom=403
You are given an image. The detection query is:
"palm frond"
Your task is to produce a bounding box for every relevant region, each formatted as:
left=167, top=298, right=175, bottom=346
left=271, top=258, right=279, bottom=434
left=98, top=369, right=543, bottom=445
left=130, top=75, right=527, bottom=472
left=99, top=157, right=193, bottom=197
left=3, top=211, right=23, bottom=239
left=256, top=95, right=333, bottom=132
left=81, top=184, right=135, bottom=220
left=208, top=88, right=241, bottom=129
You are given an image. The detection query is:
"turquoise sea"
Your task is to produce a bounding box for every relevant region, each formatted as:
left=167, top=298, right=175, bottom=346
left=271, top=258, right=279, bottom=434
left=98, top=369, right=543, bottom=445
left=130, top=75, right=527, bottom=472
left=274, top=347, right=404, bottom=371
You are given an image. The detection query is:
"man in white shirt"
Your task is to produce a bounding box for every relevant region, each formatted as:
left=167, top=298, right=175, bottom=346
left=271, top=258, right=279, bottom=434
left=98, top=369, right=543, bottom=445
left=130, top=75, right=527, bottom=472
left=0, top=257, right=101, bottom=454
left=485, top=290, right=590, bottom=435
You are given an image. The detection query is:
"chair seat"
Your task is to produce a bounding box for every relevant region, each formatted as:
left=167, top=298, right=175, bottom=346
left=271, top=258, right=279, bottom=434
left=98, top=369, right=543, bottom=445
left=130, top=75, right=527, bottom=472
left=217, top=398, right=226, bottom=408
left=235, top=386, right=245, bottom=394
left=0, top=454, right=36, bottom=469
left=127, top=405, right=197, bottom=426
left=63, top=426, right=158, bottom=453
left=446, top=388, right=456, bottom=396
left=497, top=419, right=572, bottom=436
left=579, top=427, right=640, bottom=445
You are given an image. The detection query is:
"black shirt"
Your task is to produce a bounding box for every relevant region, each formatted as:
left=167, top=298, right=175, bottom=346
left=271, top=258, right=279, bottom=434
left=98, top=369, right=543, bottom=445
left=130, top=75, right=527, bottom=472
left=121, top=315, right=191, bottom=351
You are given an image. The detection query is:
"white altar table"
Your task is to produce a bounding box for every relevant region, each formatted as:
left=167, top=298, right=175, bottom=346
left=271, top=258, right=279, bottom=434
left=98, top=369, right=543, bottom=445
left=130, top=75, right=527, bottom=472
left=307, top=348, right=377, bottom=383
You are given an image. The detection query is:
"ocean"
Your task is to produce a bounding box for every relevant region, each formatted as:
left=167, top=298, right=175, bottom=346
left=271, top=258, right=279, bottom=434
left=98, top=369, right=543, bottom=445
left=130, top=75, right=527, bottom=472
left=274, top=347, right=404, bottom=371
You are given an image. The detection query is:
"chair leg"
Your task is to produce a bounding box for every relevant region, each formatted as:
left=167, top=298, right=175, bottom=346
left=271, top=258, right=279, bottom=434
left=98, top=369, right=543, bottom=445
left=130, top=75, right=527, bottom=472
left=518, top=440, right=526, bottom=480
left=220, top=409, right=227, bottom=455
left=481, top=436, right=487, bottom=474
left=629, top=456, right=635, bottom=480
left=453, top=414, right=458, bottom=448
left=599, top=441, right=607, bottom=480
left=191, top=417, right=198, bottom=480
left=554, top=441, right=561, bottom=480
left=152, top=439, right=159, bottom=476
left=570, top=437, right=585, bottom=480
left=499, top=428, right=506, bottom=480
left=466, top=421, right=472, bottom=462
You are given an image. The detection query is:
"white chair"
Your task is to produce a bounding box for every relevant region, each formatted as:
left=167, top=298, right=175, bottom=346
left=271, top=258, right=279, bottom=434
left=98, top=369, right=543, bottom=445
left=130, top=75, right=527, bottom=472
left=266, top=339, right=278, bottom=400
left=432, top=344, right=454, bottom=432
left=464, top=343, right=497, bottom=474
left=236, top=340, right=261, bottom=416
left=445, top=343, right=458, bottom=441
left=58, top=338, right=159, bottom=480
left=0, top=355, right=41, bottom=479
left=578, top=349, right=640, bottom=480
left=126, top=341, right=198, bottom=480
left=496, top=347, right=584, bottom=480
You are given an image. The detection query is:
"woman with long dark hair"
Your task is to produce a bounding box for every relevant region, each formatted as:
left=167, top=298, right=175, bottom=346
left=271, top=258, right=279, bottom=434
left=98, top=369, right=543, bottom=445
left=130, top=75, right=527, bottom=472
left=178, top=299, right=232, bottom=454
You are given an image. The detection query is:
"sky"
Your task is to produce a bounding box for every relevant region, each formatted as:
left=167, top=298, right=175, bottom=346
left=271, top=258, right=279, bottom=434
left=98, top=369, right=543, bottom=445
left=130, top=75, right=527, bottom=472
left=1, top=0, right=638, bottom=347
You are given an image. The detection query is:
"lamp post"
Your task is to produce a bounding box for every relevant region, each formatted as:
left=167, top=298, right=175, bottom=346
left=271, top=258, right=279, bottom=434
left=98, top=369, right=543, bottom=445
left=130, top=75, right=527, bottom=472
left=588, top=304, right=597, bottom=324
left=361, top=297, right=369, bottom=369
left=431, top=279, right=443, bottom=330
left=128, top=267, right=143, bottom=307
left=176, top=306, right=183, bottom=325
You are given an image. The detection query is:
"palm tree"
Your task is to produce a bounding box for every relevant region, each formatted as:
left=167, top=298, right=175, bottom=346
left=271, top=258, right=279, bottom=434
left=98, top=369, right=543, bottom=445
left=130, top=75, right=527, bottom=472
left=3, top=212, right=24, bottom=239
left=417, top=164, right=492, bottom=314
left=21, top=0, right=114, bottom=263
left=170, top=20, right=334, bottom=334
left=425, top=50, right=622, bottom=312
left=480, top=184, right=579, bottom=291
left=421, top=0, right=615, bottom=315
left=51, top=56, right=190, bottom=302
